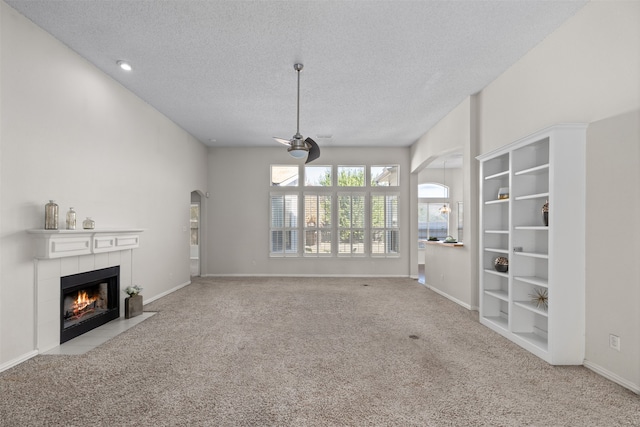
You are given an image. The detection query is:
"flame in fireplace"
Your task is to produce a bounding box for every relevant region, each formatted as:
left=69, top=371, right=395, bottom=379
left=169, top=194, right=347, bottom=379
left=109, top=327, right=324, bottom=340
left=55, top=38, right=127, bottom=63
left=71, top=290, right=97, bottom=320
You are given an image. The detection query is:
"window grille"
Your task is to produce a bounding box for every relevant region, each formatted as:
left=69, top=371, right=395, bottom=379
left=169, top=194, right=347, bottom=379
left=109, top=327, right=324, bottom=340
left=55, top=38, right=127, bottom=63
left=270, top=193, right=299, bottom=256
left=371, top=193, right=399, bottom=255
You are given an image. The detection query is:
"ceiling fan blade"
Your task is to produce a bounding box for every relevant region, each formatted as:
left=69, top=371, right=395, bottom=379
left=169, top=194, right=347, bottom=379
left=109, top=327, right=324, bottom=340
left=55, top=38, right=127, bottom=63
left=273, top=137, right=291, bottom=146
left=305, top=137, right=320, bottom=164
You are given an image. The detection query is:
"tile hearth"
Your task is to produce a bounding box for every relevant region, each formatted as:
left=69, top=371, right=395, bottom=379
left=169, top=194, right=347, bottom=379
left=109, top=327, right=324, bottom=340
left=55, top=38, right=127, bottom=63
left=44, top=312, right=155, bottom=355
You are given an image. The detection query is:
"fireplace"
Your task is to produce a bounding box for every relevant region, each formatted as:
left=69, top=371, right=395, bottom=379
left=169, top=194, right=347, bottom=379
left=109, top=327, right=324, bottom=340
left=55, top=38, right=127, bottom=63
left=60, top=266, right=120, bottom=343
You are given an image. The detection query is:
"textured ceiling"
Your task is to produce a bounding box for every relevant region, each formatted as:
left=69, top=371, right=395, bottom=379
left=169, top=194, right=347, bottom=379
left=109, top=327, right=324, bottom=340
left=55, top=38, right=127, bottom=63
left=6, top=0, right=586, bottom=149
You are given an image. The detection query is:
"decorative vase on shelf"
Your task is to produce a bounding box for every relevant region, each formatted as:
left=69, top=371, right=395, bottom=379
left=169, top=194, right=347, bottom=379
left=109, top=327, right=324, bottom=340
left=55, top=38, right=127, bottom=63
left=66, top=207, right=77, bottom=230
left=125, top=294, right=143, bottom=319
left=82, top=217, right=95, bottom=230
left=494, top=256, right=509, bottom=273
left=542, top=200, right=549, bottom=226
left=497, top=187, right=509, bottom=200
left=44, top=200, right=59, bottom=230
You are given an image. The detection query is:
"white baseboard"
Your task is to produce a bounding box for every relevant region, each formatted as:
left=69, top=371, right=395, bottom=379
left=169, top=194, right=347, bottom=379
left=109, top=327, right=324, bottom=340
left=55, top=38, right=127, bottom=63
left=0, top=350, right=38, bottom=373
left=143, top=280, right=191, bottom=305
left=1, top=281, right=192, bottom=374
left=423, top=282, right=473, bottom=311
left=583, top=360, right=640, bottom=395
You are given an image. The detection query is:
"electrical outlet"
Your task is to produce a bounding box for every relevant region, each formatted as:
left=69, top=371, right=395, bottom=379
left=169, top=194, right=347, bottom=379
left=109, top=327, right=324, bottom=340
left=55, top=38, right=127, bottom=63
left=609, top=334, right=621, bottom=351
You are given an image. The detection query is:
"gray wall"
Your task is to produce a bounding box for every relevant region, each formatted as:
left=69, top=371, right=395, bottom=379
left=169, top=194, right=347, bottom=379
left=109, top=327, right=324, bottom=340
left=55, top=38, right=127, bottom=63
left=206, top=146, right=411, bottom=276
left=585, top=111, right=639, bottom=391
left=0, top=2, right=208, bottom=367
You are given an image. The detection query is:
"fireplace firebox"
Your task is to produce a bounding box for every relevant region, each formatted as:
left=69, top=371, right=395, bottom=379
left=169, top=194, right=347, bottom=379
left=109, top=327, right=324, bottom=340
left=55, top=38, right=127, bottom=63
left=60, top=266, right=120, bottom=343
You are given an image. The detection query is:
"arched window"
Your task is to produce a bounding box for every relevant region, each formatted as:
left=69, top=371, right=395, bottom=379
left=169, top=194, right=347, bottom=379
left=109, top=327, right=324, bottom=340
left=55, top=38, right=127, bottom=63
left=418, top=183, right=448, bottom=198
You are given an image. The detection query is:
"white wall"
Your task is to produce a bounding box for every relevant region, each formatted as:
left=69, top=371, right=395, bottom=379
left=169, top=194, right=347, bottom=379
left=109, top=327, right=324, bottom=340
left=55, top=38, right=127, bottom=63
left=410, top=1, right=639, bottom=391
left=417, top=167, right=473, bottom=308
left=410, top=98, right=479, bottom=308
left=206, top=146, right=411, bottom=276
left=584, top=111, right=639, bottom=392
left=0, top=3, right=208, bottom=367
left=477, top=1, right=640, bottom=153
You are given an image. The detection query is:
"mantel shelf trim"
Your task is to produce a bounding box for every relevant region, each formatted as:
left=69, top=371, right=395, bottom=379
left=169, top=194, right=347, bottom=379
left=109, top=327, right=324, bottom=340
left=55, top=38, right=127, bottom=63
left=27, top=228, right=143, bottom=259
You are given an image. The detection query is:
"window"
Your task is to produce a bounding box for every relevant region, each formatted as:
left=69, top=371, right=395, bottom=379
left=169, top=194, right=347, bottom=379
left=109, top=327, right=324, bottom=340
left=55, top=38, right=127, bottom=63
left=338, top=193, right=365, bottom=255
left=305, top=166, right=332, bottom=186
left=371, top=165, right=399, bottom=186
left=418, top=202, right=449, bottom=240
left=337, top=166, right=365, bottom=187
left=418, top=183, right=448, bottom=198
left=418, top=183, right=449, bottom=241
left=371, top=194, right=399, bottom=255
left=270, top=193, right=299, bottom=256
left=271, top=165, right=299, bottom=187
left=190, top=203, right=199, bottom=246
left=457, top=202, right=464, bottom=243
left=270, top=164, right=402, bottom=257
left=304, top=194, right=332, bottom=255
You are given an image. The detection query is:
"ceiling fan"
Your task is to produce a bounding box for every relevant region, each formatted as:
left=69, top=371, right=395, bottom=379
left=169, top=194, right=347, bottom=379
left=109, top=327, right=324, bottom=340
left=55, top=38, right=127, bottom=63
left=273, top=63, right=320, bottom=164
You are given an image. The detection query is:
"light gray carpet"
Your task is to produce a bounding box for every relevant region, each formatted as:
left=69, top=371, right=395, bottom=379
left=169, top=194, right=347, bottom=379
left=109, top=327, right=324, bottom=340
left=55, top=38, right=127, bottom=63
left=0, top=277, right=638, bottom=426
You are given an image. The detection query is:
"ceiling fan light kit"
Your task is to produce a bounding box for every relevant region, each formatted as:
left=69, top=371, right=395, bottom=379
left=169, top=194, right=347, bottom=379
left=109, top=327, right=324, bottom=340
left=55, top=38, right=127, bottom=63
left=273, top=63, right=320, bottom=164
left=288, top=135, right=309, bottom=158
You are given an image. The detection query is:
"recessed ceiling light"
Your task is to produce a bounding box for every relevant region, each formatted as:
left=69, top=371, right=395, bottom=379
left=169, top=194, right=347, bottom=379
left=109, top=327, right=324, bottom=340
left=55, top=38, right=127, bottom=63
left=116, top=60, right=132, bottom=71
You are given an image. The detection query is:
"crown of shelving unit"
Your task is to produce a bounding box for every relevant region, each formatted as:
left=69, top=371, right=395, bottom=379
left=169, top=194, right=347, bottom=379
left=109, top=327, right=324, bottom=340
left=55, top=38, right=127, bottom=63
left=477, top=124, right=586, bottom=365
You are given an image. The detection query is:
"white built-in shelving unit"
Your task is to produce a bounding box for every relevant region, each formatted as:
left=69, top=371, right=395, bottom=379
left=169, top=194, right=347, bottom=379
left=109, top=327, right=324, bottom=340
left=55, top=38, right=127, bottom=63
left=477, top=124, right=586, bottom=364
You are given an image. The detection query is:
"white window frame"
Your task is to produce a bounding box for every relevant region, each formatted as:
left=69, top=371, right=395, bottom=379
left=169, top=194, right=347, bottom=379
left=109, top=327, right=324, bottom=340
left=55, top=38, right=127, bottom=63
left=269, top=192, right=300, bottom=257
left=337, top=192, right=366, bottom=256
left=268, top=164, right=404, bottom=258
left=337, top=165, right=366, bottom=187
left=371, top=165, right=400, bottom=187
left=371, top=192, right=400, bottom=257
left=303, top=192, right=333, bottom=257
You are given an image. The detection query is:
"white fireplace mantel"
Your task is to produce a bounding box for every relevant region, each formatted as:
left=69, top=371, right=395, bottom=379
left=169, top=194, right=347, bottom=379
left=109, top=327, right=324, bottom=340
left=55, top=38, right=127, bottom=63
left=27, top=228, right=144, bottom=353
left=27, top=229, right=143, bottom=259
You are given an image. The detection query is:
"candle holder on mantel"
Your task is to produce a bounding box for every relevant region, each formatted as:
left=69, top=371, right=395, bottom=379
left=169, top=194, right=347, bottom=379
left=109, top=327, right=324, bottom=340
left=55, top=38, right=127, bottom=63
left=44, top=200, right=59, bottom=230
left=82, top=217, right=95, bottom=230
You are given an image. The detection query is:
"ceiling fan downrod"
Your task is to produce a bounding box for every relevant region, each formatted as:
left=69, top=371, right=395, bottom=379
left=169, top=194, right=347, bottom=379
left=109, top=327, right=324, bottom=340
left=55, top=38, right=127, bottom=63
left=294, top=63, right=303, bottom=139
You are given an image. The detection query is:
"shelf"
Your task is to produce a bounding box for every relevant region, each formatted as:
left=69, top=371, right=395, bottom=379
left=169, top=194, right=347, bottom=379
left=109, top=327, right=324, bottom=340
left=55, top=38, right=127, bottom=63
left=485, top=289, right=508, bottom=302
left=484, top=247, right=509, bottom=254
left=514, top=226, right=548, bottom=231
left=485, top=198, right=509, bottom=205
left=515, top=251, right=548, bottom=259
left=424, top=241, right=464, bottom=247
left=482, top=316, right=508, bottom=331
left=514, top=332, right=548, bottom=351
left=27, top=229, right=143, bottom=259
left=515, top=192, right=549, bottom=201
left=514, top=300, right=549, bottom=317
left=478, top=124, right=586, bottom=365
left=485, top=170, right=509, bottom=180
left=484, top=269, right=508, bottom=278
left=514, top=276, right=548, bottom=288
left=514, top=163, right=549, bottom=176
